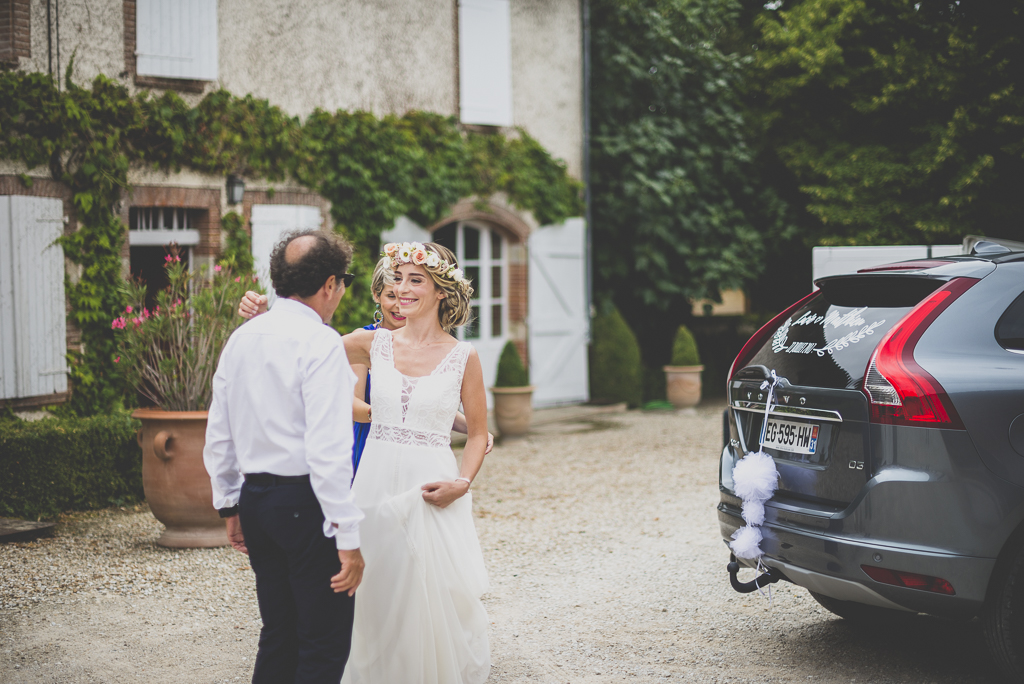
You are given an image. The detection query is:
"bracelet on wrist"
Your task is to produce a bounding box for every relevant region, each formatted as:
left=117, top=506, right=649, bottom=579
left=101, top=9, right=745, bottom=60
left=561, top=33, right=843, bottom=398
left=455, top=477, right=472, bottom=488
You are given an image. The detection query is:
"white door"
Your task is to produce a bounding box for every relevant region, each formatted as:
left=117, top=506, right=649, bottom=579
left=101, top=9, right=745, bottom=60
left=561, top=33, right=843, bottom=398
left=529, top=218, right=589, bottom=406
left=250, top=205, right=322, bottom=305
left=0, top=196, right=68, bottom=400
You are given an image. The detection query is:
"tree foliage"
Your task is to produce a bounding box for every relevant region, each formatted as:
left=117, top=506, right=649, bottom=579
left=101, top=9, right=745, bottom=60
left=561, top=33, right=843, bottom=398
left=591, top=0, right=788, bottom=385
left=751, top=0, right=1024, bottom=245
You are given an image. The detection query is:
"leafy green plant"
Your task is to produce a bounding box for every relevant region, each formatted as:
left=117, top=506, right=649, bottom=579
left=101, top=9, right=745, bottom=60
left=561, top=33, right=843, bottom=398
left=113, top=253, right=258, bottom=411
left=589, top=306, right=643, bottom=408
left=0, top=413, right=143, bottom=520
left=670, top=325, right=701, bottom=366
left=495, top=340, right=530, bottom=387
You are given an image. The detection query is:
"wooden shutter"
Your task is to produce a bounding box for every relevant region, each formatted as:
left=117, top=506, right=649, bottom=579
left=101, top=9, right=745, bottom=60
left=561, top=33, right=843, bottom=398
left=528, top=218, right=589, bottom=406
left=137, top=0, right=218, bottom=81
left=459, top=0, right=513, bottom=127
left=0, top=196, right=68, bottom=400
left=250, top=205, right=322, bottom=306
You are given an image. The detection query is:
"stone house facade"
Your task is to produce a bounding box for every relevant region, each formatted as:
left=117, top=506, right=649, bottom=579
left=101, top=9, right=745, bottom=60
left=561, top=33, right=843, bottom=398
left=0, top=0, right=589, bottom=410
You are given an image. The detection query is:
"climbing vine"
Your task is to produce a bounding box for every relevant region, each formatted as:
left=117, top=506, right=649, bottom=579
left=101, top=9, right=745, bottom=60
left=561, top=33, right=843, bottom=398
left=0, top=68, right=582, bottom=415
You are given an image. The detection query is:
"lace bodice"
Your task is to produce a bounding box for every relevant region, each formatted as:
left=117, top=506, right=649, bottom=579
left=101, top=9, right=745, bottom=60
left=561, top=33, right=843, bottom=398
left=368, top=329, right=471, bottom=448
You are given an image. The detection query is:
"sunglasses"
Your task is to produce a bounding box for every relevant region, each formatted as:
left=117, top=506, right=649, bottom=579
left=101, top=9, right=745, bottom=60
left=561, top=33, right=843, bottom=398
left=340, top=273, right=355, bottom=287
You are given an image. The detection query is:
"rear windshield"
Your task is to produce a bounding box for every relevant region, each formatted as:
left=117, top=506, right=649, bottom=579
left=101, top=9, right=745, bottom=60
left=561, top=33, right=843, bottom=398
left=743, top=276, right=945, bottom=389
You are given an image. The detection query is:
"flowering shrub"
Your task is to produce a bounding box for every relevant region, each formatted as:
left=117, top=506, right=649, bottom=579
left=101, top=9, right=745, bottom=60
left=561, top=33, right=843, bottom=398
left=113, top=252, right=261, bottom=411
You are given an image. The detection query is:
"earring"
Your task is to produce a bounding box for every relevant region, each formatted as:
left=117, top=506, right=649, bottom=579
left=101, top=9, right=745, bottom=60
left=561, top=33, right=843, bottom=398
left=373, top=303, right=384, bottom=326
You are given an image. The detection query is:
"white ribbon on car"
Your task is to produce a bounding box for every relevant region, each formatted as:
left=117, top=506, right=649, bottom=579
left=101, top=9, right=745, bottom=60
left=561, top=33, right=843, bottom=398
left=729, top=369, right=784, bottom=606
left=729, top=370, right=782, bottom=560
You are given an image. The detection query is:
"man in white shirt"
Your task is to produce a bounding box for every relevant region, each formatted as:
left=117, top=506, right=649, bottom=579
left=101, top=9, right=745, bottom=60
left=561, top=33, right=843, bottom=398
left=204, top=230, right=364, bottom=684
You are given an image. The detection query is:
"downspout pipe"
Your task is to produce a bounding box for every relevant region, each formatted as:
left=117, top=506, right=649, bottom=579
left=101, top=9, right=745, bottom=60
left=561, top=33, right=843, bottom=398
left=582, top=0, right=593, bottom=340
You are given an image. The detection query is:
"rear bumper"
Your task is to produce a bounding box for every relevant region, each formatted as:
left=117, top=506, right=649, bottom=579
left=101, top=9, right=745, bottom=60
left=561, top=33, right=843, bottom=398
left=718, top=502, right=995, bottom=618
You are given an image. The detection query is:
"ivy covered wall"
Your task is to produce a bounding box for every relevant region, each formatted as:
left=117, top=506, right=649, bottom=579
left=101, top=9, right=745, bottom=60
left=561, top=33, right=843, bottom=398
left=0, top=68, right=582, bottom=416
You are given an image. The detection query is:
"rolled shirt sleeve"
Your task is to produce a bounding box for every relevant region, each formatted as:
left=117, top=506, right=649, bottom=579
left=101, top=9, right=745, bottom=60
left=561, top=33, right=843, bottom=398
left=302, top=336, right=363, bottom=550
left=203, top=348, right=244, bottom=511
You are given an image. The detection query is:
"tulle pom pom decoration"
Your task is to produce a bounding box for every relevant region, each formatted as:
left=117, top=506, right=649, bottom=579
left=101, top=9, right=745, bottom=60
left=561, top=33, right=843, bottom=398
left=728, top=371, right=783, bottom=560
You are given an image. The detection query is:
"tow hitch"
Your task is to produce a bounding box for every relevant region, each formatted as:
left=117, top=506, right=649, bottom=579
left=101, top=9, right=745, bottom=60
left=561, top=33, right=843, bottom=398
left=727, top=554, right=785, bottom=593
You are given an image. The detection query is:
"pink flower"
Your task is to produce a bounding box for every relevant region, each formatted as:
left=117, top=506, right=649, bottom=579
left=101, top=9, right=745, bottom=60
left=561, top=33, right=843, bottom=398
left=235, top=277, right=241, bottom=282
left=164, top=255, right=173, bottom=263
left=114, top=356, right=120, bottom=364
left=383, top=243, right=399, bottom=257
left=214, top=265, right=222, bottom=272
left=252, top=275, right=258, bottom=282
left=142, top=308, right=150, bottom=318
left=125, top=305, right=133, bottom=313
left=412, top=249, right=428, bottom=265
left=132, top=317, right=142, bottom=327
left=110, top=317, right=127, bottom=330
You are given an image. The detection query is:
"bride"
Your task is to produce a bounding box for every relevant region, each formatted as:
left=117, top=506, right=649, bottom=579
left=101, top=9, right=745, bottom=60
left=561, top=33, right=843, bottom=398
left=337, top=241, right=491, bottom=683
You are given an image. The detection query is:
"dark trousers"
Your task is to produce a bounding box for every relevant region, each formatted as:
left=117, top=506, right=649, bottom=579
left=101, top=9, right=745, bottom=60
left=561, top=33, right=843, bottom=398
left=239, top=479, right=355, bottom=684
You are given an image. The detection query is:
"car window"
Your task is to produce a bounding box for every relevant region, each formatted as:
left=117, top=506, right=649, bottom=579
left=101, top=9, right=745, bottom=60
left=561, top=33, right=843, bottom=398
left=996, top=290, right=1024, bottom=353
left=744, top=276, right=944, bottom=389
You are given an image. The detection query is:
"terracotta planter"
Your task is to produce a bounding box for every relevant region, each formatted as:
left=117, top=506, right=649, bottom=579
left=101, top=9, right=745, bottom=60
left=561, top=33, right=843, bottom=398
left=490, top=386, right=536, bottom=437
left=133, top=409, right=227, bottom=548
left=663, top=365, right=704, bottom=409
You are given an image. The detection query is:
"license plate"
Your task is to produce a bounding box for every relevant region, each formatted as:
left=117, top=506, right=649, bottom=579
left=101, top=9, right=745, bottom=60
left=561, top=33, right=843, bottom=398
left=762, top=417, right=819, bottom=455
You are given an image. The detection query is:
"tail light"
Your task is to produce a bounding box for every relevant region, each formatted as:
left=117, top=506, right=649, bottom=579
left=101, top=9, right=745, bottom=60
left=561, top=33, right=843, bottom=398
left=728, top=290, right=820, bottom=382
left=861, top=565, right=956, bottom=595
left=862, top=278, right=977, bottom=429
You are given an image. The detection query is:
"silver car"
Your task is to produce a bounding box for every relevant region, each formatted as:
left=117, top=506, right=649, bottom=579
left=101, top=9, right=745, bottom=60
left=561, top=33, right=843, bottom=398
left=718, top=243, right=1024, bottom=680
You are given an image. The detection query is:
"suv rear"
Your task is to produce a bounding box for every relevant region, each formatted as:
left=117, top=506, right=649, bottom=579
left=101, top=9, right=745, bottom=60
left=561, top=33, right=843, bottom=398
left=718, top=249, right=1024, bottom=679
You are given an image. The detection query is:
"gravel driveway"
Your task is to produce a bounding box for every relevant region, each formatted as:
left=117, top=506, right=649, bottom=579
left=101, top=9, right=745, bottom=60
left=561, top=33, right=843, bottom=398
left=0, top=404, right=996, bottom=682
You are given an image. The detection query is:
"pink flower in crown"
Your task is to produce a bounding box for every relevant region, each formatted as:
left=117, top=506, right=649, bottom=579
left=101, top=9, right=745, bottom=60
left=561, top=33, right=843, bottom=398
left=125, top=305, right=133, bottom=314
left=383, top=243, right=399, bottom=257
left=214, top=265, right=222, bottom=272
left=411, top=248, right=428, bottom=265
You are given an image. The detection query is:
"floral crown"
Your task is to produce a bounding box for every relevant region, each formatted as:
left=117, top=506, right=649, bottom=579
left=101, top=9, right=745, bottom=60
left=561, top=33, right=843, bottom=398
left=382, top=242, right=471, bottom=286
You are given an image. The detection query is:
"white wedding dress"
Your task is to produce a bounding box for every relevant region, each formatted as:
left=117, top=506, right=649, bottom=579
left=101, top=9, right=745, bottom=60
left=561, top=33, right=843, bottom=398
left=341, top=328, right=491, bottom=684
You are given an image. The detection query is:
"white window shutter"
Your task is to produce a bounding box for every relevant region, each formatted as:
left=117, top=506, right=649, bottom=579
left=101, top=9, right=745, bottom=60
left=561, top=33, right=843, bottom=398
left=459, top=0, right=513, bottom=127
left=0, top=196, right=68, bottom=400
left=137, top=0, right=219, bottom=81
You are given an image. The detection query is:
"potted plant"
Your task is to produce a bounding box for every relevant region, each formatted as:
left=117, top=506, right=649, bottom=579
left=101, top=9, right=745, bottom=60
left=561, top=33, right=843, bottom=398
left=113, top=250, right=256, bottom=547
left=490, top=340, right=534, bottom=437
left=664, top=325, right=704, bottom=408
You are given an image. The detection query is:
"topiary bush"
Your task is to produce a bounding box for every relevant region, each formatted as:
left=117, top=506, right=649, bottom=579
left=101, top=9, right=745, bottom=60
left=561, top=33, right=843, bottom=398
left=589, top=306, right=643, bottom=407
left=495, top=340, right=530, bottom=387
left=670, top=325, right=701, bottom=367
left=0, top=413, right=143, bottom=520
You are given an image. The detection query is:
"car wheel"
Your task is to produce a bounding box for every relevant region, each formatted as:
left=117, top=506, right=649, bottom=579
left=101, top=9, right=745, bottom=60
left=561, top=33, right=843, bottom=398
left=982, top=536, right=1024, bottom=680
left=809, top=590, right=914, bottom=625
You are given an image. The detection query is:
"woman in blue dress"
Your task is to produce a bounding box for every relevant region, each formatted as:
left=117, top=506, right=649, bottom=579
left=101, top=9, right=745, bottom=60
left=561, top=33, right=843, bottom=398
left=238, top=257, right=491, bottom=473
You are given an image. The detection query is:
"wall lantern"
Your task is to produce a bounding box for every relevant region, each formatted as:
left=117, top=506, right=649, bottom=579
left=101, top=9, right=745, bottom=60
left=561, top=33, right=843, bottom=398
left=226, top=175, right=245, bottom=205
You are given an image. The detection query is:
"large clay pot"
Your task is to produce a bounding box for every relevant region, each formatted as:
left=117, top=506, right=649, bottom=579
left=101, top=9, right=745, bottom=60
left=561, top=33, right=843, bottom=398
left=133, top=409, right=227, bottom=548
left=663, top=365, right=704, bottom=409
left=490, top=386, right=536, bottom=437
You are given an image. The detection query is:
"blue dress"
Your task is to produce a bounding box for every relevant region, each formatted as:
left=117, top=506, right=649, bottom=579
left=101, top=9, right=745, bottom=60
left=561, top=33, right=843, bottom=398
left=351, top=322, right=378, bottom=473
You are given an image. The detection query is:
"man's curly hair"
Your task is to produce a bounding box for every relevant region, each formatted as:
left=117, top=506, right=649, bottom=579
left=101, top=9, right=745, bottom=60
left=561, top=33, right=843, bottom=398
left=270, top=230, right=354, bottom=299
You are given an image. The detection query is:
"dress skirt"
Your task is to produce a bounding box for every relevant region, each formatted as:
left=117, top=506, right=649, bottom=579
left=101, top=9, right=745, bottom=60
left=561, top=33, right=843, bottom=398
left=341, top=436, right=491, bottom=684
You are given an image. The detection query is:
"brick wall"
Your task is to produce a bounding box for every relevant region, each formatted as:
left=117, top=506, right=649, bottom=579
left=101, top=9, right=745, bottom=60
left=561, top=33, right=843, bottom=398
left=0, top=0, right=30, bottom=65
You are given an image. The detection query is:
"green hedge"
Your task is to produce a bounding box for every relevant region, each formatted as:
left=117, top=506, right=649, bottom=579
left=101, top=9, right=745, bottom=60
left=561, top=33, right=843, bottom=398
left=495, top=340, right=530, bottom=387
left=0, top=413, right=143, bottom=520
left=671, top=326, right=701, bottom=367
left=589, top=306, right=643, bottom=408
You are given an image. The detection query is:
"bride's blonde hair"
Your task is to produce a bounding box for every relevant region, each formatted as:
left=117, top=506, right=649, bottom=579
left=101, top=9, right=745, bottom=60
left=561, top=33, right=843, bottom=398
left=422, top=243, right=473, bottom=334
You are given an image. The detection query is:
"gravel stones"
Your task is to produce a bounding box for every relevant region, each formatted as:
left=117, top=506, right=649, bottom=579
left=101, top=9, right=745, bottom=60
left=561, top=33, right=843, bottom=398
left=0, top=405, right=996, bottom=682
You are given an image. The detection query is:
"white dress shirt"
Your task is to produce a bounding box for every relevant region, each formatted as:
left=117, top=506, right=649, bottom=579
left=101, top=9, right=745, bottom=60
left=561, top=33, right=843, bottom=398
left=203, top=297, right=363, bottom=550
